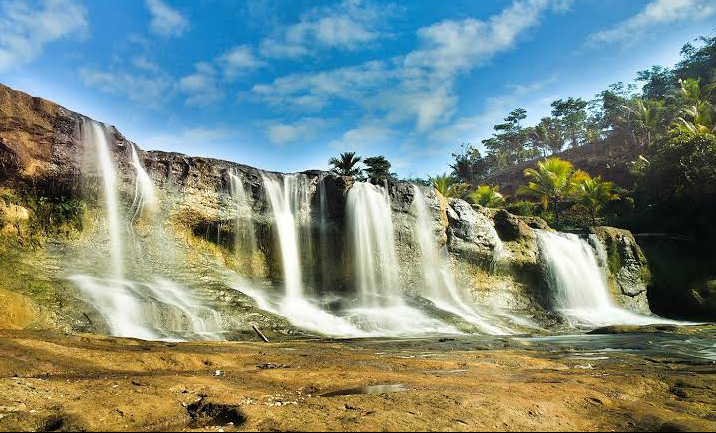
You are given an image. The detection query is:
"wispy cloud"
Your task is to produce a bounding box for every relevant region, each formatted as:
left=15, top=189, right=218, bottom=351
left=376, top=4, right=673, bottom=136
left=79, top=66, right=175, bottom=108
left=179, top=62, right=223, bottom=106
left=145, top=0, right=189, bottom=38
left=260, top=0, right=397, bottom=59
left=144, top=127, right=238, bottom=149
left=218, top=45, right=266, bottom=80
left=327, top=124, right=397, bottom=152
left=264, top=118, right=328, bottom=144
left=585, top=0, right=716, bottom=48
left=253, top=0, right=566, bottom=132
left=0, top=0, right=88, bottom=72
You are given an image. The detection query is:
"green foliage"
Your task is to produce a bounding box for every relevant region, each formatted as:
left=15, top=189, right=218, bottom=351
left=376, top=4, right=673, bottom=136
left=551, top=97, right=589, bottom=148
left=26, top=195, right=86, bottom=236
left=574, top=176, right=619, bottom=226
left=468, top=185, right=505, bottom=208
left=505, top=200, right=540, bottom=217
left=450, top=143, right=487, bottom=183
left=329, top=152, right=363, bottom=177
left=520, top=157, right=588, bottom=224
left=429, top=174, right=468, bottom=198
left=363, top=155, right=397, bottom=183
left=403, top=177, right=431, bottom=187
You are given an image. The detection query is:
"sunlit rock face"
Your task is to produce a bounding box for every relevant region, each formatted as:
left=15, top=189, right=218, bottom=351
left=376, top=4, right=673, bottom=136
left=0, top=83, right=663, bottom=339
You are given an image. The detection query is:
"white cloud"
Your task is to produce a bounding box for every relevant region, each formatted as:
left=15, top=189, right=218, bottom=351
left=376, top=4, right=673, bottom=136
left=0, top=0, right=88, bottom=72
left=131, top=55, right=161, bottom=73
left=327, top=124, right=396, bottom=152
left=179, top=62, right=223, bottom=106
left=260, top=0, right=396, bottom=59
left=429, top=75, right=558, bottom=146
left=79, top=67, right=174, bottom=108
left=145, top=0, right=189, bottom=38
left=404, top=0, right=562, bottom=77
left=144, top=127, right=237, bottom=149
left=265, top=118, right=328, bottom=144
left=218, top=45, right=265, bottom=79
left=253, top=0, right=565, bottom=132
left=586, top=0, right=716, bottom=47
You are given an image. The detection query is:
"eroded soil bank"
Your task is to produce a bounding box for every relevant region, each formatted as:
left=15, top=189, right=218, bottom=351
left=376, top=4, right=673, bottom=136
left=0, top=329, right=714, bottom=432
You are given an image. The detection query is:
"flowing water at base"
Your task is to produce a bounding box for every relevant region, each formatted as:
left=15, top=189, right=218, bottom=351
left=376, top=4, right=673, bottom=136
left=535, top=230, right=682, bottom=328
left=71, top=275, right=224, bottom=341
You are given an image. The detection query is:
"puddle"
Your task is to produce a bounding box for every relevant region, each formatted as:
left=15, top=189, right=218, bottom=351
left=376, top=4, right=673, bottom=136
left=320, top=384, right=408, bottom=397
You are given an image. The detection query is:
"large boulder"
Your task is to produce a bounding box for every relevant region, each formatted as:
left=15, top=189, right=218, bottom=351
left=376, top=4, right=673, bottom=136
left=593, top=227, right=651, bottom=313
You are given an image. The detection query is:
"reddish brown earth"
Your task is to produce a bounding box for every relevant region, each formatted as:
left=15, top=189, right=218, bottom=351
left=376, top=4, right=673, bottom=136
left=0, top=330, right=714, bottom=432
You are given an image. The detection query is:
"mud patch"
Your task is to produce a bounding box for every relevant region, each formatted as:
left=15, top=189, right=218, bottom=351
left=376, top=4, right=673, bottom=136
left=186, top=398, right=246, bottom=428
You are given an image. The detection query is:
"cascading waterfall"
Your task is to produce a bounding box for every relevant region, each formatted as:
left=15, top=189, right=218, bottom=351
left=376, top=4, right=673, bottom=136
left=258, top=173, right=365, bottom=336
left=130, top=144, right=157, bottom=220
left=535, top=229, right=673, bottom=327
left=73, top=120, right=226, bottom=341
left=70, top=275, right=223, bottom=341
left=262, top=174, right=306, bottom=300
left=84, top=119, right=123, bottom=279
left=229, top=171, right=257, bottom=254
left=412, top=186, right=508, bottom=334
left=342, top=182, right=457, bottom=335
left=346, top=182, right=401, bottom=307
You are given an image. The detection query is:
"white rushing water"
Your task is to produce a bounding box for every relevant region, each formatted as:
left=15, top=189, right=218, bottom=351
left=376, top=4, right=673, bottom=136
left=229, top=171, right=257, bottom=253
left=262, top=174, right=306, bottom=300
left=84, top=119, right=123, bottom=279
left=412, top=186, right=509, bottom=334
left=346, top=182, right=401, bottom=308
left=130, top=144, right=157, bottom=220
left=71, top=275, right=223, bottom=341
left=535, top=229, right=676, bottom=327
left=75, top=120, right=226, bottom=341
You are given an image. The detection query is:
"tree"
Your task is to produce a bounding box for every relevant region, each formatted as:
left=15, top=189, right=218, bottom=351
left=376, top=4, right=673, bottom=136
left=673, top=79, right=716, bottom=135
left=469, top=185, right=505, bottom=208
left=529, top=117, right=564, bottom=155
left=520, top=157, right=588, bottom=224
left=626, top=99, right=664, bottom=148
left=636, top=66, right=676, bottom=101
left=450, top=143, right=488, bottom=183
left=482, top=108, right=532, bottom=167
left=329, top=152, right=362, bottom=177
left=363, top=156, right=397, bottom=183
left=429, top=174, right=468, bottom=198
left=575, top=176, right=619, bottom=226
left=551, top=98, right=589, bottom=148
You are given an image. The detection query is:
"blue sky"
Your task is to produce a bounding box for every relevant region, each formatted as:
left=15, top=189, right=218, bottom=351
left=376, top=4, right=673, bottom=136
left=1, top=0, right=715, bottom=178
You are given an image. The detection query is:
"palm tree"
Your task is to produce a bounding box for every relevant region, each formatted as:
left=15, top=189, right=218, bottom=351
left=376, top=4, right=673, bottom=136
left=626, top=99, right=662, bottom=148
left=673, top=78, right=716, bottom=135
left=675, top=103, right=716, bottom=135
left=519, top=157, right=588, bottom=224
left=329, top=152, right=362, bottom=177
left=575, top=176, right=619, bottom=226
left=469, top=185, right=506, bottom=208
left=429, top=174, right=468, bottom=198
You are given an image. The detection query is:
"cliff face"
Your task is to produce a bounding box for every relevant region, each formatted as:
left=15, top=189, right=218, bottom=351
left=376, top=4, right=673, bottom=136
left=0, top=83, right=655, bottom=336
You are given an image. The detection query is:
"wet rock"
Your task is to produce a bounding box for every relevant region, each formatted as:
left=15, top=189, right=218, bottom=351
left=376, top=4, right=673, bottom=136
left=593, top=227, right=651, bottom=313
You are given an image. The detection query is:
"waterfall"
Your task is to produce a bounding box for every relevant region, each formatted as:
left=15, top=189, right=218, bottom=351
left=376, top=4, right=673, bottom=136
left=412, top=186, right=508, bottom=334
left=75, top=119, right=225, bottom=341
left=346, top=182, right=400, bottom=307
left=71, top=275, right=223, bottom=341
left=262, top=173, right=308, bottom=300
left=130, top=144, right=157, bottom=220
left=84, top=119, right=123, bottom=279
left=535, top=230, right=671, bottom=327
left=229, top=171, right=257, bottom=254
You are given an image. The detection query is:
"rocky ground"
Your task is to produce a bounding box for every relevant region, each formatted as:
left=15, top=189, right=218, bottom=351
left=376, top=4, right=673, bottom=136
left=0, top=329, right=714, bottom=432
